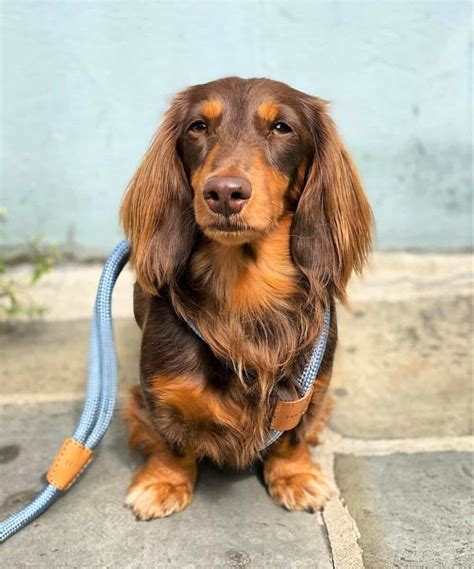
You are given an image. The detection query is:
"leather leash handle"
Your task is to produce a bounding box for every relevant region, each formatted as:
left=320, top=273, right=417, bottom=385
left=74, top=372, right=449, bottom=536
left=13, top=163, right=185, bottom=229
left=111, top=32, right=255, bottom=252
left=46, top=438, right=94, bottom=491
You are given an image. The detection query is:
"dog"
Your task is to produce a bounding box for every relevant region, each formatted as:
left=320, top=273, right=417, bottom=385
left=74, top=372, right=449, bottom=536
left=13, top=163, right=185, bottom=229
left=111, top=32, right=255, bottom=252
left=120, top=77, right=373, bottom=520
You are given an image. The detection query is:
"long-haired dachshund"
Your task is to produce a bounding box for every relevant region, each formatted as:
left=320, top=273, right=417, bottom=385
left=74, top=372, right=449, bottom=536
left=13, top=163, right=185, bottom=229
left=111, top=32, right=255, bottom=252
left=120, top=77, right=373, bottom=520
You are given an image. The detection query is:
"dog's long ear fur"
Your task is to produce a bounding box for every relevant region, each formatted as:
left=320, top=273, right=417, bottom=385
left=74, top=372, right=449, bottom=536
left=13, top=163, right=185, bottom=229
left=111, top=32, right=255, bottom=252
left=291, top=98, right=373, bottom=304
left=121, top=93, right=195, bottom=294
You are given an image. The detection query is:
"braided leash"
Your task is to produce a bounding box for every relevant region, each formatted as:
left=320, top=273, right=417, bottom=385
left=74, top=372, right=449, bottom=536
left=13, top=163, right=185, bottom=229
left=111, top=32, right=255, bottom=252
left=0, top=240, right=129, bottom=543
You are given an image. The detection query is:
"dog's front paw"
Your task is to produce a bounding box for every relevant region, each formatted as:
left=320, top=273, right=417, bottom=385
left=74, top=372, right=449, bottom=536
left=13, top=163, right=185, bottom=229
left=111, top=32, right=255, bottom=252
left=267, top=470, right=330, bottom=512
left=125, top=481, right=193, bottom=520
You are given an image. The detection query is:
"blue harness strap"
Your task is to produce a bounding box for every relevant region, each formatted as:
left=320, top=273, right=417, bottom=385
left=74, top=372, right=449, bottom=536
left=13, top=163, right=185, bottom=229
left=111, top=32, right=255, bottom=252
left=0, top=239, right=330, bottom=543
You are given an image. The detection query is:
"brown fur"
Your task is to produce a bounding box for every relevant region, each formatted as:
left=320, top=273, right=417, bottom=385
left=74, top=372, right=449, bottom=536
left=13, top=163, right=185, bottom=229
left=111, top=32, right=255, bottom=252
left=121, top=77, right=373, bottom=519
left=120, top=93, right=195, bottom=294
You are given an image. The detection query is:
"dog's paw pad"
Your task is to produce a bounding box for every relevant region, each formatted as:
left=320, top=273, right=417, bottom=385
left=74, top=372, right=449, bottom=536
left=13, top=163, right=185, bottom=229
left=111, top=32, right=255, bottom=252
left=125, top=481, right=192, bottom=520
left=268, top=471, right=330, bottom=512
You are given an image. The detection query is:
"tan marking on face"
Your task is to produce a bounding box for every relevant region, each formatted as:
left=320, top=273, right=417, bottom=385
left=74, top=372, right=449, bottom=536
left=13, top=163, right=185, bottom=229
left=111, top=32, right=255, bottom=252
left=258, top=101, right=279, bottom=123
left=191, top=144, right=219, bottom=191
left=201, top=99, right=223, bottom=120
left=192, top=145, right=221, bottom=227
left=252, top=150, right=289, bottom=202
left=238, top=150, right=288, bottom=230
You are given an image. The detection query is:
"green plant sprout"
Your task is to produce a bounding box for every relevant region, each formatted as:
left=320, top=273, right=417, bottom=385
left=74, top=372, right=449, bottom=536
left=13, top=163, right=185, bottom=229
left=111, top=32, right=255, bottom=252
left=0, top=208, right=61, bottom=319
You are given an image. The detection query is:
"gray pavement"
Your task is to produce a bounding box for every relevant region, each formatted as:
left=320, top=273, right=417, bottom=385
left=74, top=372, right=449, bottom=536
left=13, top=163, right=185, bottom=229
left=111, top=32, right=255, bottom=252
left=332, top=294, right=472, bottom=439
left=1, top=403, right=333, bottom=569
left=0, top=253, right=473, bottom=568
left=335, top=452, right=473, bottom=568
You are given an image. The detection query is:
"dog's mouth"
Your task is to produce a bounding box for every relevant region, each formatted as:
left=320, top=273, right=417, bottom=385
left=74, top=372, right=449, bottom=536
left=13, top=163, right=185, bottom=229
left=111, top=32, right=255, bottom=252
left=203, top=218, right=259, bottom=243
left=208, top=218, right=253, bottom=233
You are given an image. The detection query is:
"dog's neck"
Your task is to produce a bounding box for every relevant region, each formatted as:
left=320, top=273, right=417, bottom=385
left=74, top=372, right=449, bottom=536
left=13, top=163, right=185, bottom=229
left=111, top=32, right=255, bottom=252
left=189, top=215, right=299, bottom=314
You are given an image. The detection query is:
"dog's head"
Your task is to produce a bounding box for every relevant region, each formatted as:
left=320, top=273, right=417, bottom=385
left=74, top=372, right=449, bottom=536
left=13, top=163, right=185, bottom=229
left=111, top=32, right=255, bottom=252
left=121, top=77, right=373, bottom=302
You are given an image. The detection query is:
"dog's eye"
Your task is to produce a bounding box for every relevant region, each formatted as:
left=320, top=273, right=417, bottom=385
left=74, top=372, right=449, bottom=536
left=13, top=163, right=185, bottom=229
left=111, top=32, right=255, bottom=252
left=272, top=121, right=292, bottom=135
left=189, top=120, right=208, bottom=134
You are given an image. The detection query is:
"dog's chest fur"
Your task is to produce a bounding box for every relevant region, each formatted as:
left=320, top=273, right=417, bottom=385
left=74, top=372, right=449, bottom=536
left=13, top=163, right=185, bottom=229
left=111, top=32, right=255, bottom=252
left=136, top=220, right=323, bottom=467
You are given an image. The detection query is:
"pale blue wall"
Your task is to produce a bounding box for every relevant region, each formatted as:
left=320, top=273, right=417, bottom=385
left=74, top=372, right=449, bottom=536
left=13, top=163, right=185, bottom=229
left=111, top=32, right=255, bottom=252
left=1, top=0, right=472, bottom=254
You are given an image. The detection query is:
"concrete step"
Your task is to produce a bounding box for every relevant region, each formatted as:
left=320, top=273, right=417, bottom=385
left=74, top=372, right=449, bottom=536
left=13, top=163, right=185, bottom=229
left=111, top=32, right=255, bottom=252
left=0, top=318, right=140, bottom=403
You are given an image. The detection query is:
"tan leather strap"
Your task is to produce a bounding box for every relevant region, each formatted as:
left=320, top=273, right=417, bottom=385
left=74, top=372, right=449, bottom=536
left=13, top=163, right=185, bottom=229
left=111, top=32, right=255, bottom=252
left=270, top=372, right=331, bottom=431
left=270, top=388, right=314, bottom=431
left=46, top=438, right=93, bottom=491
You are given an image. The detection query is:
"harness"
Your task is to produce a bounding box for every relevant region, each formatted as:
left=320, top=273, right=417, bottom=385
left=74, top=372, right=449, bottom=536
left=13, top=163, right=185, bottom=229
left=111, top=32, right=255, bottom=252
left=187, top=309, right=330, bottom=448
left=0, top=239, right=330, bottom=543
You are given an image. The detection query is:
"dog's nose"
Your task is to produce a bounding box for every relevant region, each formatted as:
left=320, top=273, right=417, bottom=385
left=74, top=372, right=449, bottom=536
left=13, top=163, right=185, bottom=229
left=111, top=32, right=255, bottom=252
left=203, top=176, right=252, bottom=216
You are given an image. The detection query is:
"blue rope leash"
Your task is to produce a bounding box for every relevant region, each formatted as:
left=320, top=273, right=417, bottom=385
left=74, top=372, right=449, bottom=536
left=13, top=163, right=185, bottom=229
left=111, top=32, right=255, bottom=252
left=0, top=240, right=130, bottom=544
left=0, top=239, right=330, bottom=543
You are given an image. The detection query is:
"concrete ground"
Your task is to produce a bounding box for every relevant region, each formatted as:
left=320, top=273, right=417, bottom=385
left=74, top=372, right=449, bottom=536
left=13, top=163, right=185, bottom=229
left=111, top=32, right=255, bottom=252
left=0, top=253, right=472, bottom=568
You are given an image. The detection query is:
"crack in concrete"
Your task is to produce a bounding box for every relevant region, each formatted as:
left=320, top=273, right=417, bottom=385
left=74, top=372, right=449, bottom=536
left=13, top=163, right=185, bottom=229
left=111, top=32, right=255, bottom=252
left=313, top=446, right=364, bottom=569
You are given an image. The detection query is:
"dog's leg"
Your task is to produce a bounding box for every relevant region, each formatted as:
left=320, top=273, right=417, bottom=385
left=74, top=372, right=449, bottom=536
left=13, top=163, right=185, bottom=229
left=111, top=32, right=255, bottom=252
left=263, top=433, right=330, bottom=512
left=123, top=386, right=197, bottom=520
left=125, top=447, right=197, bottom=521
left=304, top=392, right=333, bottom=446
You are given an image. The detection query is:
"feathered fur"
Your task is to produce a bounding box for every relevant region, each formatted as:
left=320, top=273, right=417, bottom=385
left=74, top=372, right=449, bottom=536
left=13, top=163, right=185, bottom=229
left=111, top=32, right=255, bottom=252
left=120, top=77, right=373, bottom=518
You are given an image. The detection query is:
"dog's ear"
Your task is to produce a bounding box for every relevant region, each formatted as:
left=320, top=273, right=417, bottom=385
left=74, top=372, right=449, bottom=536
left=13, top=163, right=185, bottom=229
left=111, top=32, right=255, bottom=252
left=121, top=93, right=196, bottom=294
left=291, top=98, right=373, bottom=303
